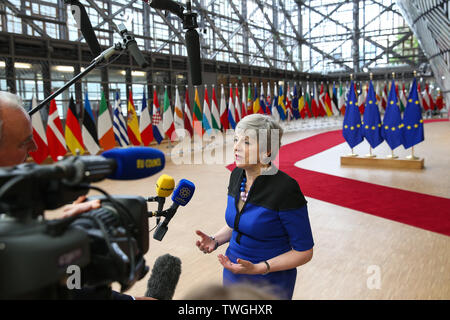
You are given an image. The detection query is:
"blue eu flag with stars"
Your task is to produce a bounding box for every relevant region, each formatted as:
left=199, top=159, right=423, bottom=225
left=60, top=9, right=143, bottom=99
left=362, top=80, right=383, bottom=148
left=382, top=80, right=404, bottom=150
left=343, top=81, right=363, bottom=148
left=403, top=78, right=424, bottom=149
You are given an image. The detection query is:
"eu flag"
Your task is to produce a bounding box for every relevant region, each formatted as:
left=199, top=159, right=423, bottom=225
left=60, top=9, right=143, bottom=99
left=362, top=80, right=383, bottom=148
left=402, top=78, right=424, bottom=149
left=292, top=84, right=300, bottom=119
left=343, top=81, right=363, bottom=148
left=382, top=80, right=404, bottom=150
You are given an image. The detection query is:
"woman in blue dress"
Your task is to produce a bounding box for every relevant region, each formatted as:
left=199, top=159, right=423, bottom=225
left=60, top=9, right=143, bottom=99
left=196, top=114, right=314, bottom=300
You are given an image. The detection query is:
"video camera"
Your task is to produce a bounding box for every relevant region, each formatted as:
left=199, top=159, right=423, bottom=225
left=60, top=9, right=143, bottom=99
left=0, top=148, right=195, bottom=299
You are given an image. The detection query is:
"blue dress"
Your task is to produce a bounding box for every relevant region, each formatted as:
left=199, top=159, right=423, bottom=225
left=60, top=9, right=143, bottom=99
left=223, top=167, right=314, bottom=299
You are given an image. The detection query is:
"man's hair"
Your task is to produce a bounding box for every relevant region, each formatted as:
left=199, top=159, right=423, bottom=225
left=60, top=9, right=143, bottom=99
left=0, top=91, right=25, bottom=145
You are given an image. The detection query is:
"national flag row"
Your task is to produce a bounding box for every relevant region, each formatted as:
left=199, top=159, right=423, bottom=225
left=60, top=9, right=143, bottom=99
left=343, top=78, right=426, bottom=152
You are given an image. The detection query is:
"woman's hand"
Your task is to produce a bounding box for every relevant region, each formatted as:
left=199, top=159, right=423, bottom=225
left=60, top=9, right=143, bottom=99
left=195, top=230, right=217, bottom=254
left=217, top=254, right=264, bottom=275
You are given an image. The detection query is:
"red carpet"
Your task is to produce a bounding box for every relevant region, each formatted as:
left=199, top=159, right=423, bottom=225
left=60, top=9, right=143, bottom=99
left=227, top=119, right=450, bottom=236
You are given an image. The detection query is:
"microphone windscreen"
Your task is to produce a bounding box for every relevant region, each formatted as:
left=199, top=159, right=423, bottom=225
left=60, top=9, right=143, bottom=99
left=171, top=179, right=195, bottom=206
left=185, top=29, right=202, bottom=85
left=70, top=2, right=101, bottom=56
left=156, top=174, right=175, bottom=197
left=145, top=254, right=182, bottom=300
left=102, top=147, right=165, bottom=180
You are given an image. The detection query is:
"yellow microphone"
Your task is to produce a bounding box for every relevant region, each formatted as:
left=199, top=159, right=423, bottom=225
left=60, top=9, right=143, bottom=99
left=148, top=174, right=175, bottom=218
left=156, top=174, right=175, bottom=198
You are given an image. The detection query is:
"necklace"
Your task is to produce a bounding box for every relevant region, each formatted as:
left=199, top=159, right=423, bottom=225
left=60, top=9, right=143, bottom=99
left=240, top=177, right=248, bottom=202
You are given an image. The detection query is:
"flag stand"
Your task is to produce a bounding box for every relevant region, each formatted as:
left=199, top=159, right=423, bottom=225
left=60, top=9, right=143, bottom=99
left=347, top=148, right=358, bottom=157
left=386, top=149, right=398, bottom=159
left=365, top=146, right=376, bottom=158
left=406, top=146, right=419, bottom=160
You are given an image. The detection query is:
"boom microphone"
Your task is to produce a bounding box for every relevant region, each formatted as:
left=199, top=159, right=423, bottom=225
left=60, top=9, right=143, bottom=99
left=144, top=0, right=185, bottom=19
left=145, top=254, right=182, bottom=300
left=185, top=29, right=202, bottom=85
left=102, top=147, right=165, bottom=180
left=66, top=0, right=102, bottom=56
left=118, top=23, right=149, bottom=68
left=153, top=179, right=195, bottom=241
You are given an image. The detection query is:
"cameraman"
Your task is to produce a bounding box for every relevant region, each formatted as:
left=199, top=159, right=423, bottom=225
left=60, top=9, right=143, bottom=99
left=0, top=91, right=101, bottom=216
left=1, top=92, right=154, bottom=300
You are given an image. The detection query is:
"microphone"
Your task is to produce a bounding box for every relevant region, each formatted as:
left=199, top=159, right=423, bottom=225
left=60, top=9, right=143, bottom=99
left=148, top=174, right=175, bottom=224
left=153, top=179, right=195, bottom=241
left=185, top=29, right=202, bottom=85
left=145, top=254, right=182, bottom=300
left=66, top=0, right=102, bottom=56
left=143, top=0, right=185, bottom=19
left=101, top=147, right=165, bottom=180
left=118, top=23, right=149, bottom=68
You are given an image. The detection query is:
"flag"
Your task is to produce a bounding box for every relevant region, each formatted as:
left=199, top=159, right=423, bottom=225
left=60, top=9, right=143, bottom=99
left=228, top=85, right=236, bottom=129
left=235, top=85, right=242, bottom=123
left=82, top=92, right=100, bottom=155
left=435, top=90, right=445, bottom=111
left=342, top=81, right=363, bottom=148
left=321, top=83, right=333, bottom=116
left=29, top=95, right=49, bottom=163
left=173, top=86, right=184, bottom=134
left=285, top=85, right=293, bottom=120
left=202, top=85, right=212, bottom=132
left=403, top=78, right=424, bottom=149
left=265, top=83, right=272, bottom=115
left=192, top=86, right=203, bottom=137
left=425, top=83, right=434, bottom=111
left=253, top=84, right=262, bottom=114
left=277, top=85, right=287, bottom=120
left=316, top=84, right=326, bottom=117
left=219, top=84, right=229, bottom=131
left=140, top=91, right=154, bottom=146
left=152, top=89, right=164, bottom=144
left=382, top=80, right=404, bottom=150
left=298, top=85, right=306, bottom=119
left=362, top=81, right=383, bottom=148
left=271, top=83, right=280, bottom=122
left=381, top=82, right=388, bottom=110
left=399, top=82, right=407, bottom=113
left=211, top=85, right=221, bottom=130
left=311, top=85, right=319, bottom=118
left=113, top=92, right=129, bottom=146
left=358, top=84, right=366, bottom=115
left=324, top=90, right=333, bottom=117
left=98, top=91, right=116, bottom=150
left=259, top=83, right=268, bottom=115
left=304, top=86, right=313, bottom=118
left=46, top=98, right=67, bottom=161
left=162, top=86, right=176, bottom=141
left=240, top=84, right=247, bottom=120
left=331, top=83, right=339, bottom=115
left=338, top=83, right=346, bottom=115
left=126, top=91, right=142, bottom=146
left=184, top=86, right=194, bottom=137
left=65, top=95, right=85, bottom=155
left=247, top=84, right=253, bottom=115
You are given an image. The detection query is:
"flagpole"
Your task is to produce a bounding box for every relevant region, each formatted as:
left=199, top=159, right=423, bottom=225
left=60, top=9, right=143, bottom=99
left=386, top=72, right=398, bottom=159
left=365, top=73, right=376, bottom=158
left=406, top=146, right=419, bottom=160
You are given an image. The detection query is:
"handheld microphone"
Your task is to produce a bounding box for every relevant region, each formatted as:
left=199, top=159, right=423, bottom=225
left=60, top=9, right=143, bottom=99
left=101, top=147, right=165, bottom=180
left=66, top=0, right=102, bottom=56
left=118, top=23, right=149, bottom=68
left=145, top=254, right=182, bottom=300
left=148, top=174, right=175, bottom=224
left=153, top=179, right=195, bottom=241
left=185, top=29, right=202, bottom=85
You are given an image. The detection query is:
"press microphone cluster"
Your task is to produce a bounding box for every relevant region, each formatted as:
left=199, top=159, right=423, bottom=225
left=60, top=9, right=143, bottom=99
left=148, top=176, right=195, bottom=241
